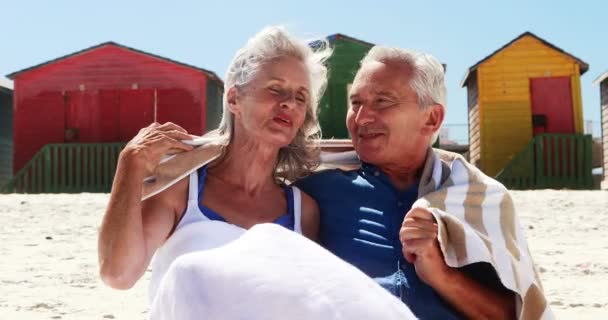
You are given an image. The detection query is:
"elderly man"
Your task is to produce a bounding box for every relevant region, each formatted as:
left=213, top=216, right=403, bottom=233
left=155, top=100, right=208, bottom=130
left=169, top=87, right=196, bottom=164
left=295, top=48, right=521, bottom=319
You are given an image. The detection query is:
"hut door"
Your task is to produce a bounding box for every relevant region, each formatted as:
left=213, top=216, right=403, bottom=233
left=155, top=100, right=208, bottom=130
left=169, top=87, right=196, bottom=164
left=64, top=90, right=98, bottom=142
left=98, top=90, right=121, bottom=142
left=530, top=77, right=575, bottom=135
left=64, top=91, right=79, bottom=142
left=530, top=77, right=576, bottom=180
left=65, top=90, right=122, bottom=142
left=118, top=89, right=155, bottom=141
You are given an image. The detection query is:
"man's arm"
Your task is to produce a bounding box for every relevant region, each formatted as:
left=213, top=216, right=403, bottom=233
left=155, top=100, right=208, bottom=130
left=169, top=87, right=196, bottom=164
left=429, top=262, right=516, bottom=319
left=400, top=208, right=516, bottom=319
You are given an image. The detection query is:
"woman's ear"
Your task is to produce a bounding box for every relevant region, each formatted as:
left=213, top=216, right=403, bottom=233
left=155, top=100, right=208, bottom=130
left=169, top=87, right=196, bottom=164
left=226, top=86, right=240, bottom=117
left=422, top=104, right=445, bottom=137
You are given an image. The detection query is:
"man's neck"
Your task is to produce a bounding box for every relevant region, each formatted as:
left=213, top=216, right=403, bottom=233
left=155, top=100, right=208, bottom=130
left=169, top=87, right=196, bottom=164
left=378, top=150, right=428, bottom=192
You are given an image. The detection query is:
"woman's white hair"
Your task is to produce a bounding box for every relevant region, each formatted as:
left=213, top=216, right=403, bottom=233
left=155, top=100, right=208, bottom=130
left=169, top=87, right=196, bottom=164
left=360, top=47, right=447, bottom=145
left=206, top=26, right=331, bottom=181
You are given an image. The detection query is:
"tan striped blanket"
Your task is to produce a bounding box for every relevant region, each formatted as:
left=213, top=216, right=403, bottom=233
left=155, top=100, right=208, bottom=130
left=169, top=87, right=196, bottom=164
left=415, top=148, right=552, bottom=320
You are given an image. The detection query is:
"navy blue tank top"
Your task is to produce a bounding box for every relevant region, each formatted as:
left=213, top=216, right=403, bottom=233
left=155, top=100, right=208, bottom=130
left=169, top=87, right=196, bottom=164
left=197, top=165, right=295, bottom=230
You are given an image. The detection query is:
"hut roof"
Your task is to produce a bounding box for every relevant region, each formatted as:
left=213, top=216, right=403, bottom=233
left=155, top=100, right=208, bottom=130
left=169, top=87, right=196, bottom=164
left=0, top=77, right=13, bottom=91
left=327, top=33, right=375, bottom=47
left=461, top=31, right=589, bottom=87
left=6, top=41, right=222, bottom=84
left=593, top=71, right=608, bottom=86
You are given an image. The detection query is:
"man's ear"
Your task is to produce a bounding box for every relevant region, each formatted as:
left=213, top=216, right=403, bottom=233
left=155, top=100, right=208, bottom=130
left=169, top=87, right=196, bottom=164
left=422, top=104, right=445, bottom=137
left=226, top=86, right=240, bottom=117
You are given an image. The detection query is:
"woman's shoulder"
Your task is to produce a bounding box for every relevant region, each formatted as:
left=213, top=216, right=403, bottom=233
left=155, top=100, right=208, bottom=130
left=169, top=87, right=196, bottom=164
left=296, top=188, right=318, bottom=209
left=294, top=188, right=320, bottom=241
left=145, top=175, right=191, bottom=220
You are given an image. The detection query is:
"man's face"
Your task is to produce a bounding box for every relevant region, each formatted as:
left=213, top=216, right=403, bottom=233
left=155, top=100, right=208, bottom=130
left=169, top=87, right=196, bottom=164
left=347, top=60, right=435, bottom=167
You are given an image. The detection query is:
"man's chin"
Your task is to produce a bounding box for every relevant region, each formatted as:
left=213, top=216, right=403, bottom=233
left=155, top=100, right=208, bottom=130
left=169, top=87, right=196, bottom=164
left=355, top=146, right=382, bottom=164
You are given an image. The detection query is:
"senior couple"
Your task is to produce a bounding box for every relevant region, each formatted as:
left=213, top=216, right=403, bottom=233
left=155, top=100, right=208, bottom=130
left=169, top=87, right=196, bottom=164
left=99, top=26, right=549, bottom=319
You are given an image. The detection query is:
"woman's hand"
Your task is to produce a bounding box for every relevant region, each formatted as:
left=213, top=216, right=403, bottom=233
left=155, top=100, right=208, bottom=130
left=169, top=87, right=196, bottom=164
left=120, top=122, right=195, bottom=177
left=99, top=122, right=194, bottom=290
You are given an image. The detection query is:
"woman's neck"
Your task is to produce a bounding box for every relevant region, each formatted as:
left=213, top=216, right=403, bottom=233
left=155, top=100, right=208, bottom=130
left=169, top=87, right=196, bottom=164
left=209, top=133, right=280, bottom=196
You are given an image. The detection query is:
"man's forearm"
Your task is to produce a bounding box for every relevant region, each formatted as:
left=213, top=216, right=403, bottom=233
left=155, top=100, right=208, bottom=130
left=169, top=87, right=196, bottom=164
left=431, top=267, right=516, bottom=320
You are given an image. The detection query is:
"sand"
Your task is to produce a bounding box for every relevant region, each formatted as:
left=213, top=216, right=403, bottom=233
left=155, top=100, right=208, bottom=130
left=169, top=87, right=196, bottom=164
left=0, top=190, right=606, bottom=319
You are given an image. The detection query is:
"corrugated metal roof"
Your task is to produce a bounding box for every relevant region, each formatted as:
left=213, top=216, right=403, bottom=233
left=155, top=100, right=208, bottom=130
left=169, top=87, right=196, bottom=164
left=593, top=71, right=608, bottom=86
left=6, top=41, right=222, bottom=84
left=461, top=31, right=589, bottom=87
left=0, top=77, right=13, bottom=90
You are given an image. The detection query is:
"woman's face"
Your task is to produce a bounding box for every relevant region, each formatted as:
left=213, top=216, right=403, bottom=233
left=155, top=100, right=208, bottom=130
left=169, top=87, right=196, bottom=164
left=230, top=56, right=310, bottom=148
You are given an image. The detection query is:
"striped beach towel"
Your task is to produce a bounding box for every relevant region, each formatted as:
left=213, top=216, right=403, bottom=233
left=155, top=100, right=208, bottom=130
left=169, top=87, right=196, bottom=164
left=414, top=148, right=552, bottom=320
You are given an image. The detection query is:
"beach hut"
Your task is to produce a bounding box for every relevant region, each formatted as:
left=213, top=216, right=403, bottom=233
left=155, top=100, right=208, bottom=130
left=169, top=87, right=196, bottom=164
left=462, top=31, right=593, bottom=189
left=594, top=71, right=608, bottom=190
left=314, top=34, right=374, bottom=139
left=4, top=42, right=223, bottom=193
left=0, top=78, right=13, bottom=187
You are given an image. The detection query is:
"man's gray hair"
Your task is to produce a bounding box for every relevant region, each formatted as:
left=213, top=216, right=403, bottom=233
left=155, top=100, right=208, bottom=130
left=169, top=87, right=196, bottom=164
left=360, top=46, right=447, bottom=144
left=208, top=26, right=331, bottom=181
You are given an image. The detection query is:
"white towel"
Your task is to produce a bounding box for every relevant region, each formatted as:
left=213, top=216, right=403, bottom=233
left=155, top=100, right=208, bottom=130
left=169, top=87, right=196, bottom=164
left=148, top=220, right=246, bottom=304
left=149, top=223, right=417, bottom=320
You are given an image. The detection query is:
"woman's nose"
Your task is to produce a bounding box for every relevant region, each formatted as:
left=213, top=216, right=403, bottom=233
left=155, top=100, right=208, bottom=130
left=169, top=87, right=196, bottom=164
left=279, top=91, right=297, bottom=109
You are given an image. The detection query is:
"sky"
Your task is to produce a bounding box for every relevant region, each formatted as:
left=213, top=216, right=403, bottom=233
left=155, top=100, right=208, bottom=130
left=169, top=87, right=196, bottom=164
left=1, top=0, right=606, bottom=142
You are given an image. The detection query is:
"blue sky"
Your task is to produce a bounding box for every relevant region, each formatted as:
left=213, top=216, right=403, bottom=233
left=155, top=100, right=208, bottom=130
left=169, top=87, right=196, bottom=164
left=2, top=0, right=606, bottom=142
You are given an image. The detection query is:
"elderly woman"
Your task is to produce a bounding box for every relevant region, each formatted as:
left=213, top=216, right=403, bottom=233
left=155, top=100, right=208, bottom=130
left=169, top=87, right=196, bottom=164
left=97, top=26, right=331, bottom=297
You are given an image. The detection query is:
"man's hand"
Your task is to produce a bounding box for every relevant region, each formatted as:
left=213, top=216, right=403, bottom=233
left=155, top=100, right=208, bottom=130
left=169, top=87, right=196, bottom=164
left=400, top=207, right=517, bottom=319
left=399, top=207, right=451, bottom=287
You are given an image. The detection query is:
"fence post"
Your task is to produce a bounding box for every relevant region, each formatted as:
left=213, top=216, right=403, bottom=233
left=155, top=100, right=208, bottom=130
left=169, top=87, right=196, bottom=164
left=584, top=135, right=593, bottom=189
left=535, top=136, right=543, bottom=189
left=576, top=135, right=584, bottom=188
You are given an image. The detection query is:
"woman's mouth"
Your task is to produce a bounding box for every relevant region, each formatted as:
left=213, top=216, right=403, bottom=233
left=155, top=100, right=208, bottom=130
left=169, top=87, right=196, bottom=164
left=273, top=114, right=293, bottom=127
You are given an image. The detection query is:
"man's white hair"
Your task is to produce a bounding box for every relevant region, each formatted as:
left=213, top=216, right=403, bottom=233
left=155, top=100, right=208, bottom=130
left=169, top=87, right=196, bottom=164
left=360, top=47, right=447, bottom=145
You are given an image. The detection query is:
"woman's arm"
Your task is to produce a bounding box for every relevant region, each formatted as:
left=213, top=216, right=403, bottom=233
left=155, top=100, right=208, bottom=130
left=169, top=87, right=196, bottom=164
left=300, top=191, right=320, bottom=242
left=97, top=122, right=193, bottom=289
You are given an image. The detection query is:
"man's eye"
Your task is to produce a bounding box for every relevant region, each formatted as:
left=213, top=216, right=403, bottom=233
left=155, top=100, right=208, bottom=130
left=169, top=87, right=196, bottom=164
left=375, top=98, right=393, bottom=108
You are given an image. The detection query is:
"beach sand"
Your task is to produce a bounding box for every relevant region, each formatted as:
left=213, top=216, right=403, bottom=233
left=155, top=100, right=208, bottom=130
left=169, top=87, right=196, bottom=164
left=0, top=190, right=606, bottom=319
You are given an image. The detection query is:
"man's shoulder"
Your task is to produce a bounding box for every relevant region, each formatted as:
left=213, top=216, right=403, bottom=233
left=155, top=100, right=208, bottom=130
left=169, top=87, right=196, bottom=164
left=432, top=148, right=510, bottom=192
left=294, top=168, right=360, bottom=194
left=433, top=148, right=465, bottom=164
left=296, top=168, right=360, bottom=184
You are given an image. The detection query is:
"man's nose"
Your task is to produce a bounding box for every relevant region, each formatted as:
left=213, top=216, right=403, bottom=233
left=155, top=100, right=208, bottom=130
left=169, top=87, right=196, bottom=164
left=354, top=105, right=375, bottom=126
